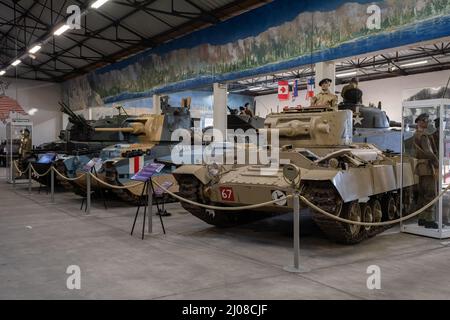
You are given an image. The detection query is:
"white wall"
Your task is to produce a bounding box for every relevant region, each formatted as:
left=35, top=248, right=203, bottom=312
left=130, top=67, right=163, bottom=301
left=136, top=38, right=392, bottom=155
left=1, top=78, right=62, bottom=146
left=255, top=70, right=450, bottom=122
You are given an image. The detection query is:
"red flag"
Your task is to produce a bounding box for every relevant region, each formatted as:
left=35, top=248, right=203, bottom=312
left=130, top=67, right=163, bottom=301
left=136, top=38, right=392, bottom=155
left=278, top=80, right=289, bottom=100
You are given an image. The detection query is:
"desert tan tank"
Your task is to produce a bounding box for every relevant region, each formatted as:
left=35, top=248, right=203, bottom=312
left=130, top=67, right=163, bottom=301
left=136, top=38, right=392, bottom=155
left=70, top=99, right=191, bottom=204
left=173, top=107, right=418, bottom=244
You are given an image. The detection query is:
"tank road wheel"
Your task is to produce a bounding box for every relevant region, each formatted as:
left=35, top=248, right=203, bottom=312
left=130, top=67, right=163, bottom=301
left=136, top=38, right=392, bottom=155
left=382, top=194, right=397, bottom=221
left=370, top=199, right=383, bottom=224
left=361, top=203, right=373, bottom=232
left=344, top=201, right=362, bottom=238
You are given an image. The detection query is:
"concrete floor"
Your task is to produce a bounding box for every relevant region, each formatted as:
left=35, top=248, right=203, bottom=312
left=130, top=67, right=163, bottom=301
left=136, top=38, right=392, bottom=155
left=1, top=173, right=450, bottom=300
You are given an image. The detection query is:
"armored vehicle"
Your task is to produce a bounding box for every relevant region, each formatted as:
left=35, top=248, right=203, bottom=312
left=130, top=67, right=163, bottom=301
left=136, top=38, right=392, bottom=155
left=174, top=107, right=418, bottom=244
left=338, top=102, right=403, bottom=153
left=227, top=106, right=265, bottom=131
left=71, top=97, right=192, bottom=203
left=29, top=102, right=128, bottom=187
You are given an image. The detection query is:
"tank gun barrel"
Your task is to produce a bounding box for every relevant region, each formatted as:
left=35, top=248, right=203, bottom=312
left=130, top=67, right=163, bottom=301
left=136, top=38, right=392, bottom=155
left=59, top=101, right=90, bottom=127
left=95, top=122, right=145, bottom=135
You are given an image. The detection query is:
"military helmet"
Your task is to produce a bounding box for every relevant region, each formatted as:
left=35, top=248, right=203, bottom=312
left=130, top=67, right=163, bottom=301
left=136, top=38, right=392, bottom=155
left=319, top=78, right=332, bottom=86
left=415, top=113, right=429, bottom=123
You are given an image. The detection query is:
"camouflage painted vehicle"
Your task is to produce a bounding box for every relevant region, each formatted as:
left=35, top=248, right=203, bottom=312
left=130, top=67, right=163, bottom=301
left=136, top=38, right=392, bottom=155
left=72, top=99, right=192, bottom=203
left=29, top=102, right=128, bottom=187
left=173, top=107, right=418, bottom=244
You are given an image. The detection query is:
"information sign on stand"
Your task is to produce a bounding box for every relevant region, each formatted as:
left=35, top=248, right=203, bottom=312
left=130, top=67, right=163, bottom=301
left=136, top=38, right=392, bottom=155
left=130, top=162, right=166, bottom=239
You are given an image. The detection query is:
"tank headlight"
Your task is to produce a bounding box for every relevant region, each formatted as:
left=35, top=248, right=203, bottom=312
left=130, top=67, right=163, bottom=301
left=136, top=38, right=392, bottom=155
left=207, top=163, right=221, bottom=178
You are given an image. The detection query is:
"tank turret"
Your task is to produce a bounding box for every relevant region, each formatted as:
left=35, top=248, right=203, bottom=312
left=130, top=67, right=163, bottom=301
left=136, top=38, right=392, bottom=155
left=263, top=107, right=353, bottom=147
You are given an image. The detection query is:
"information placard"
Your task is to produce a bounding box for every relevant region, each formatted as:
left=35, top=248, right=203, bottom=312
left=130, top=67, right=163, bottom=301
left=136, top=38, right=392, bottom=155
left=131, top=163, right=165, bottom=182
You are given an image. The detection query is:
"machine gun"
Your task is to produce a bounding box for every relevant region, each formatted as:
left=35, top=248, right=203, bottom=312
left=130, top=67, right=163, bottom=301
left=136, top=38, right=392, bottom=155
left=58, top=101, right=94, bottom=142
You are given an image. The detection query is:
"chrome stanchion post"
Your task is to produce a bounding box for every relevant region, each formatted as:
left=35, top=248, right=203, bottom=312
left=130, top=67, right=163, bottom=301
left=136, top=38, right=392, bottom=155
left=282, top=164, right=309, bottom=273
left=86, top=173, right=91, bottom=215
left=148, top=181, right=153, bottom=234
left=50, top=167, right=55, bottom=203
left=12, top=162, right=16, bottom=189
left=28, top=164, right=32, bottom=193
left=293, top=192, right=300, bottom=269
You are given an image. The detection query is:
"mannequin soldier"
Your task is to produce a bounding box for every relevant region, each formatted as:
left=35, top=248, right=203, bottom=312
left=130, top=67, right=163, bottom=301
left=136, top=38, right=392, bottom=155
left=414, top=113, right=439, bottom=229
left=18, top=128, right=32, bottom=160
left=341, top=77, right=363, bottom=104
left=310, top=78, right=338, bottom=110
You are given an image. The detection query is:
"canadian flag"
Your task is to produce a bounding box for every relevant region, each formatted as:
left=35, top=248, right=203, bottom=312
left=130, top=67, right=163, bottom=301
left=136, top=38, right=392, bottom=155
left=278, top=80, right=289, bottom=100
left=129, top=156, right=144, bottom=174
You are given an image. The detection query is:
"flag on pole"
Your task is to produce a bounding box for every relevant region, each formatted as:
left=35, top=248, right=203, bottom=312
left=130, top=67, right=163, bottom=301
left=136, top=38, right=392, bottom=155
left=306, top=77, right=315, bottom=100
left=278, top=80, right=289, bottom=100
left=293, top=79, right=299, bottom=98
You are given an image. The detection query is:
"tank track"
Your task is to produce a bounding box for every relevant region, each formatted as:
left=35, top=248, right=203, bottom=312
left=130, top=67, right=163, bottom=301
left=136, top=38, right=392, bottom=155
left=176, top=175, right=274, bottom=227
left=53, top=161, right=87, bottom=197
left=302, top=182, right=395, bottom=245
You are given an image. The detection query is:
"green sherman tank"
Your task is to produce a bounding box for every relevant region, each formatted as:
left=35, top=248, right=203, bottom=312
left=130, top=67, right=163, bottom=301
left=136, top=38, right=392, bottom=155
left=70, top=98, right=192, bottom=203
left=173, top=107, right=418, bottom=244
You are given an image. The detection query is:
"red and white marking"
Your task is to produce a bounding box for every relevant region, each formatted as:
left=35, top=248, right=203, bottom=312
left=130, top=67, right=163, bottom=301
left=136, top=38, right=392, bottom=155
left=278, top=80, right=290, bottom=101
left=220, top=187, right=235, bottom=201
left=129, top=156, right=144, bottom=174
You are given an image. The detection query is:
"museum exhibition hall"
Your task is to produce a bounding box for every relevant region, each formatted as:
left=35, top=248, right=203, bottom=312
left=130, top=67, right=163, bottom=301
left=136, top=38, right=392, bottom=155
left=1, top=0, right=450, bottom=303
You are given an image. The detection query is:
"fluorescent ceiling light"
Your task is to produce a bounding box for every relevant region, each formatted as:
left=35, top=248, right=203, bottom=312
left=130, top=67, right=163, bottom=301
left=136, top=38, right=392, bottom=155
left=54, top=24, right=70, bottom=36
left=91, top=0, right=110, bottom=9
left=29, top=45, right=42, bottom=54
left=400, top=60, right=428, bottom=67
left=336, top=71, right=357, bottom=78
left=0, top=70, right=5, bottom=76
left=249, top=86, right=264, bottom=91
left=28, top=108, right=38, bottom=115
left=11, top=60, right=21, bottom=66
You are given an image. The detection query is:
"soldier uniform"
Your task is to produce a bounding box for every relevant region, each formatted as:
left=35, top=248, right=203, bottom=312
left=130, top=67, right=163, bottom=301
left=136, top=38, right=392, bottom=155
left=414, top=114, right=439, bottom=228
left=310, top=78, right=338, bottom=110
left=341, top=78, right=362, bottom=104
left=18, top=129, right=32, bottom=159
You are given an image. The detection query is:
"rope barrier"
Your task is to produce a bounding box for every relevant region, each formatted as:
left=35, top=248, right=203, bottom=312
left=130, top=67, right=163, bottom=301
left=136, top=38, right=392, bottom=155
left=52, top=167, right=86, bottom=181
left=300, top=184, right=450, bottom=226
left=13, top=160, right=29, bottom=175
left=89, top=173, right=145, bottom=190
left=16, top=159, right=450, bottom=227
left=152, top=179, right=293, bottom=211
left=29, top=164, right=52, bottom=178
left=152, top=179, right=450, bottom=226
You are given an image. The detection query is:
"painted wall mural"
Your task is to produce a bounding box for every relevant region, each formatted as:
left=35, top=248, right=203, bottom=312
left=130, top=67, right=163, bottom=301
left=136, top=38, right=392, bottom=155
left=64, top=0, right=450, bottom=110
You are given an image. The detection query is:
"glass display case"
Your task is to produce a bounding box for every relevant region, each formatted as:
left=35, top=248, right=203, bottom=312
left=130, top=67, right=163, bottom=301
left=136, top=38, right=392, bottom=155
left=400, top=97, right=450, bottom=239
left=5, top=119, right=32, bottom=183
